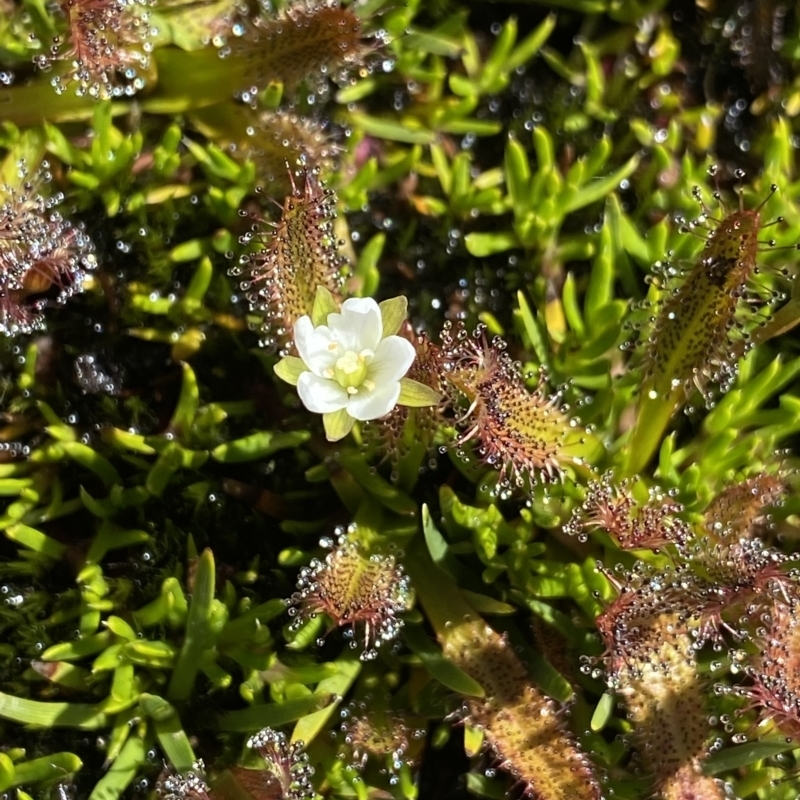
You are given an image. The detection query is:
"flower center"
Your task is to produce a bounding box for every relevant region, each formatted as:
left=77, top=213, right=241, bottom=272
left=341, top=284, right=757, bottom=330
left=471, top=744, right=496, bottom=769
left=332, top=348, right=374, bottom=394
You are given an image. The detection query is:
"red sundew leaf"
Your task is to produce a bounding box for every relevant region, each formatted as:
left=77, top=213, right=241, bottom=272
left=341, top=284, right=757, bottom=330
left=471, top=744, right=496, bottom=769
left=237, top=169, right=347, bottom=354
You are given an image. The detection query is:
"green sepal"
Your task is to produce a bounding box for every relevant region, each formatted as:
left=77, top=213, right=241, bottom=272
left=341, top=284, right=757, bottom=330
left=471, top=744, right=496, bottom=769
left=323, top=410, right=355, bottom=442
left=311, top=285, right=340, bottom=326
left=398, top=378, right=440, bottom=407
left=379, top=296, right=408, bottom=337
left=274, top=356, right=308, bottom=386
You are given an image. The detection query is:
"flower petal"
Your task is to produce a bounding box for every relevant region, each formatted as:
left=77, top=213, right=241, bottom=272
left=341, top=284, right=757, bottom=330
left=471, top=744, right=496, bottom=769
left=297, top=372, right=349, bottom=413
left=323, top=409, right=355, bottom=442
left=368, top=336, right=416, bottom=384
left=327, top=297, right=382, bottom=352
left=274, top=356, right=308, bottom=386
left=397, top=377, right=441, bottom=407
left=294, top=316, right=339, bottom=376
left=347, top=382, right=400, bottom=421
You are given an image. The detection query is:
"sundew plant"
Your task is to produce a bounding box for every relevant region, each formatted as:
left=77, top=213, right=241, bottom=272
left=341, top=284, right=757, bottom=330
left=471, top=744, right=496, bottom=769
left=4, top=1, right=800, bottom=800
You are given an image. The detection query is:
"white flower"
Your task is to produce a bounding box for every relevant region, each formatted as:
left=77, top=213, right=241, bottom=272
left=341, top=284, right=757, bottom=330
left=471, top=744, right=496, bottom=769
left=274, top=291, right=440, bottom=441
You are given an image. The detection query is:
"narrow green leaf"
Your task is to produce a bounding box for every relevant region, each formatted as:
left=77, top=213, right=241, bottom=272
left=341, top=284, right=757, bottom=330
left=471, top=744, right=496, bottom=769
left=218, top=694, right=335, bottom=733
left=461, top=591, right=516, bottom=615
left=422, top=504, right=449, bottom=568
left=704, top=738, right=798, bottom=775
left=169, top=362, right=199, bottom=435
left=140, top=694, right=196, bottom=772
left=211, top=430, right=311, bottom=462
left=0, top=692, right=108, bottom=729
left=61, top=443, right=121, bottom=486
left=0, top=753, right=14, bottom=793
left=404, top=624, right=485, bottom=698
left=562, top=154, right=641, bottom=215
left=338, top=452, right=417, bottom=515
left=88, top=733, right=146, bottom=800
left=168, top=549, right=218, bottom=702
left=291, top=652, right=361, bottom=744
left=506, top=13, right=556, bottom=71
left=465, top=231, right=519, bottom=257
left=590, top=691, right=615, bottom=732
left=465, top=773, right=510, bottom=800
left=5, top=523, right=66, bottom=559
left=355, top=233, right=385, bottom=297
left=348, top=112, right=435, bottom=145
left=9, top=753, right=81, bottom=788
left=505, top=134, right=530, bottom=212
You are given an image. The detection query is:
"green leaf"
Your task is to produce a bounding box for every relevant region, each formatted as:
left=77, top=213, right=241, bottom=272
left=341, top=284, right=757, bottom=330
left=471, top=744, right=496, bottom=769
left=88, top=733, right=145, bottom=800
left=338, top=452, right=417, bottom=515
left=169, top=362, right=199, bottom=436
left=461, top=590, right=516, bottom=615
left=506, top=13, right=556, bottom=71
left=561, top=153, right=641, bottom=215
left=168, top=549, right=223, bottom=702
left=0, top=753, right=13, bottom=793
left=590, top=691, right=615, bottom=732
left=274, top=357, right=308, bottom=386
left=139, top=694, right=196, bottom=772
left=422, top=504, right=450, bottom=568
left=404, top=624, right=485, bottom=698
left=218, top=694, right=335, bottom=732
left=5, top=523, right=66, bottom=560
left=291, top=652, right=361, bottom=744
left=349, top=112, right=435, bottom=144
left=355, top=233, right=385, bottom=296
left=465, top=773, right=507, bottom=800
left=704, top=738, right=799, bottom=775
left=0, top=692, right=108, bottom=729
left=9, top=753, right=81, bottom=789
left=465, top=231, right=519, bottom=257
left=211, top=430, right=311, bottom=462
left=505, top=134, right=531, bottom=213
left=61, top=443, right=121, bottom=486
